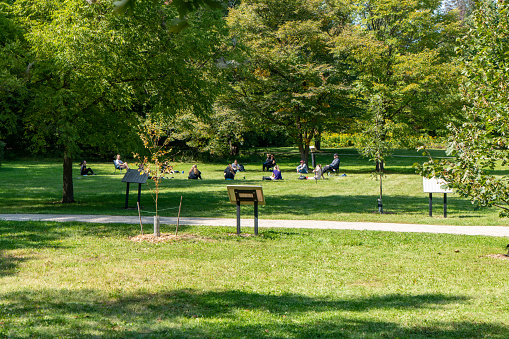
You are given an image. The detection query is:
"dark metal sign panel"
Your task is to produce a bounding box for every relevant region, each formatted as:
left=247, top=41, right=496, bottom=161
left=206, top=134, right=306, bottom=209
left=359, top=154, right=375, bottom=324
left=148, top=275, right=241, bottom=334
left=121, top=169, right=149, bottom=184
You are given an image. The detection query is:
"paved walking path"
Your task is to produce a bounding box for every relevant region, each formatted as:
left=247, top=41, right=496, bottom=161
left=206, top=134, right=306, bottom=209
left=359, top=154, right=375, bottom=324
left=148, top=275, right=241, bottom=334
left=1, top=214, right=509, bottom=237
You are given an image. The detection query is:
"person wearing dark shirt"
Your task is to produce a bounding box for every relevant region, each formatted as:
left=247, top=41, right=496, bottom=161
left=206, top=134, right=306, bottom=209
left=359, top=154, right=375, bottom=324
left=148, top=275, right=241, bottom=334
left=224, top=164, right=235, bottom=180
left=80, top=160, right=94, bottom=175
left=322, top=153, right=340, bottom=174
left=262, top=154, right=276, bottom=171
left=188, top=165, right=202, bottom=179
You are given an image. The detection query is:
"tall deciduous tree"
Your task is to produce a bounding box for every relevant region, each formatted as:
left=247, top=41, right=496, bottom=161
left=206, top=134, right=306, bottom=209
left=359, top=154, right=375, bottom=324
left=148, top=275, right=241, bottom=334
left=14, top=0, right=228, bottom=202
left=332, top=0, right=466, bottom=155
left=420, top=0, right=509, bottom=216
left=226, top=0, right=356, bottom=163
left=329, top=0, right=465, bottom=212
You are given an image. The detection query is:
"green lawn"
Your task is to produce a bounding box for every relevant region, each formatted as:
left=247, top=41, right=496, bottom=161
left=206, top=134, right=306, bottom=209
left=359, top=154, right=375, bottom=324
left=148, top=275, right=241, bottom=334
left=1, top=151, right=509, bottom=337
left=1, top=149, right=508, bottom=226
left=1, top=220, right=508, bottom=338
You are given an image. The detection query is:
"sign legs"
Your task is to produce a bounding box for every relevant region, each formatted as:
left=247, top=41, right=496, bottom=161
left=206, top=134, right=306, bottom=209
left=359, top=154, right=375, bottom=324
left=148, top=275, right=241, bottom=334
left=444, top=193, right=447, bottom=218
left=125, top=182, right=130, bottom=209
left=236, top=202, right=241, bottom=235
left=429, top=193, right=432, bottom=217
left=254, top=201, right=258, bottom=236
left=428, top=193, right=448, bottom=218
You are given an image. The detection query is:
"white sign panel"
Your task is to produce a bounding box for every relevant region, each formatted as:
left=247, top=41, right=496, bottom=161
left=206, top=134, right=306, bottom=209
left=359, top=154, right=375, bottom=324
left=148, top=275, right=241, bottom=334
left=423, top=177, right=453, bottom=193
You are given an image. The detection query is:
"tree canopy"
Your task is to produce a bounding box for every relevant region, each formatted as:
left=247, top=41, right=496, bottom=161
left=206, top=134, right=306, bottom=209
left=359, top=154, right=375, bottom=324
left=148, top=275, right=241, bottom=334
left=421, top=0, right=509, bottom=215
left=11, top=0, right=229, bottom=202
left=225, top=0, right=357, bottom=163
left=332, top=0, right=466, bottom=144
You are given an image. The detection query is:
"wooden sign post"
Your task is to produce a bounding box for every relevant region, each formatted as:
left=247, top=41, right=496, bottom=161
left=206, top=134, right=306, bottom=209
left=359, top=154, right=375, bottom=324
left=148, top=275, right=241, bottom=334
left=227, top=185, right=265, bottom=235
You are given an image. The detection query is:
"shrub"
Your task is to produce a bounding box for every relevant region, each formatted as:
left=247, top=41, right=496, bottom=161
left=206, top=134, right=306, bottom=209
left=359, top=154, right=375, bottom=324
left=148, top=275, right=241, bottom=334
left=320, top=132, right=446, bottom=149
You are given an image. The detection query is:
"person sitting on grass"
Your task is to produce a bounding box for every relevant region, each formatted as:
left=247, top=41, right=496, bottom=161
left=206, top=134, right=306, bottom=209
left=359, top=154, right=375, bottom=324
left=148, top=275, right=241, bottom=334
left=263, top=165, right=282, bottom=180
left=80, top=160, right=94, bottom=176
left=114, top=154, right=129, bottom=170
left=309, top=164, right=323, bottom=180
left=224, top=164, right=235, bottom=180
left=296, top=160, right=308, bottom=174
left=232, top=159, right=244, bottom=172
left=188, top=164, right=202, bottom=179
left=162, top=161, right=177, bottom=174
left=322, top=153, right=340, bottom=174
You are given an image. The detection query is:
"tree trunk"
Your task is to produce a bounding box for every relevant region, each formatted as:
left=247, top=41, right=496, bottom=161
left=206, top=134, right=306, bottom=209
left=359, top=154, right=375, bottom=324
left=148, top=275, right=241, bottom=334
left=298, top=143, right=310, bottom=166
left=62, top=152, right=75, bottom=203
left=314, top=130, right=321, bottom=150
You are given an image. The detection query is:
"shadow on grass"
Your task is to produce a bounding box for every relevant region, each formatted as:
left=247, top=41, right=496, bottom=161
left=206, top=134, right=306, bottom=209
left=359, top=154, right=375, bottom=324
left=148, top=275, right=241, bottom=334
left=3, top=288, right=503, bottom=338
left=0, top=220, right=142, bottom=277
left=0, top=220, right=72, bottom=277
left=169, top=192, right=478, bottom=219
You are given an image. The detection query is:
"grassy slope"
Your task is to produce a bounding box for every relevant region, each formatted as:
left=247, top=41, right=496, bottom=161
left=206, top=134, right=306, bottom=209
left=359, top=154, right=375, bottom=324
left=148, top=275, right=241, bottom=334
left=1, top=149, right=508, bottom=226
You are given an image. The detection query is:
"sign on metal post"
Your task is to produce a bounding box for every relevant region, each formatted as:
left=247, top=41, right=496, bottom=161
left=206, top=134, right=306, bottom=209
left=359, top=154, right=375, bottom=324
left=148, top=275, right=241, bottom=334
left=310, top=145, right=316, bottom=168
left=227, top=185, right=265, bottom=235
left=423, top=177, right=453, bottom=218
left=121, top=169, right=149, bottom=209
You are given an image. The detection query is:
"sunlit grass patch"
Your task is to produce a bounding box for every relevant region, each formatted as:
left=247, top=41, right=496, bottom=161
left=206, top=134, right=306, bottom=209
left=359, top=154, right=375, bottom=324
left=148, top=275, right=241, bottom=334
left=0, top=220, right=508, bottom=338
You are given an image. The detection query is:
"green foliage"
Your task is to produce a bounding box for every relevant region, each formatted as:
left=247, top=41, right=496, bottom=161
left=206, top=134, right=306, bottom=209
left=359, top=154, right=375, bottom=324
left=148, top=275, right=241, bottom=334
left=167, top=105, right=245, bottom=158
left=225, top=0, right=356, bottom=162
left=113, top=0, right=223, bottom=33
left=419, top=0, right=509, bottom=216
left=358, top=96, right=392, bottom=166
left=332, top=0, right=466, bottom=149
left=0, top=2, right=28, bottom=144
left=322, top=132, right=446, bottom=149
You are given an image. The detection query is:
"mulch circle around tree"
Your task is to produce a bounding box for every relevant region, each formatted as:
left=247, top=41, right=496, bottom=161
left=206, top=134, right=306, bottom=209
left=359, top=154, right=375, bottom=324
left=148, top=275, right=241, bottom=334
left=130, top=233, right=259, bottom=243
left=485, top=254, right=509, bottom=261
left=130, top=233, right=208, bottom=243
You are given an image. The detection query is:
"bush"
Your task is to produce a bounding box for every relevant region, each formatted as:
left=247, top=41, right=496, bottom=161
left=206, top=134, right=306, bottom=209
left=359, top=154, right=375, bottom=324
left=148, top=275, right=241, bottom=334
left=321, top=132, right=446, bottom=149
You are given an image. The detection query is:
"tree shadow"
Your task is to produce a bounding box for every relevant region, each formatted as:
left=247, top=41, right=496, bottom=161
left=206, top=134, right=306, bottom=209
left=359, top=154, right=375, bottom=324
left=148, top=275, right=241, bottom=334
left=0, top=220, right=71, bottom=277
left=164, top=190, right=480, bottom=220
left=3, top=288, right=503, bottom=338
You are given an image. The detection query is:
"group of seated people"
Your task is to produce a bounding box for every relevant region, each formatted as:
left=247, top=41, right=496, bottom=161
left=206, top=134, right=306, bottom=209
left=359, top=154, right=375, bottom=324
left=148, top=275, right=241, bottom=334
left=297, top=153, right=340, bottom=180
left=109, top=153, right=339, bottom=182
left=224, top=159, right=245, bottom=180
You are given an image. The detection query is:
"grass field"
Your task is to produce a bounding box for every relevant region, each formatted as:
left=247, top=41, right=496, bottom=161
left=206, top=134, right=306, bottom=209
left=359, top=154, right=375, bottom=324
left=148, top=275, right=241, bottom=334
left=1, top=150, right=509, bottom=337
left=0, top=148, right=508, bottom=226
left=1, top=219, right=509, bottom=338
